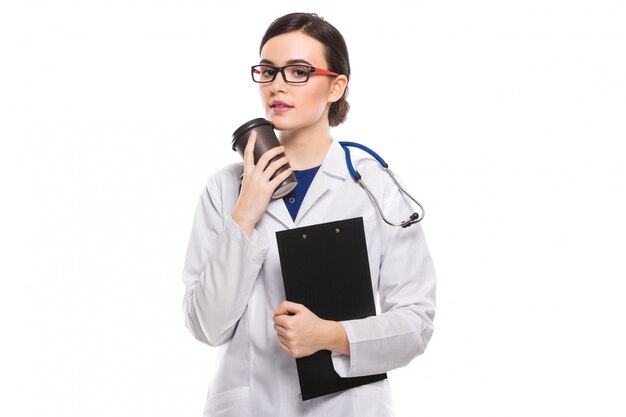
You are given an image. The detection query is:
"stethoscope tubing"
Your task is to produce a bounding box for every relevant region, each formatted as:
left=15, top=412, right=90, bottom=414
left=339, top=141, right=425, bottom=228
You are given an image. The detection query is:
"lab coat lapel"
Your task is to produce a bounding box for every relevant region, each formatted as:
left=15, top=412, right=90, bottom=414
left=264, top=194, right=294, bottom=229
left=293, top=138, right=348, bottom=226
left=264, top=138, right=348, bottom=229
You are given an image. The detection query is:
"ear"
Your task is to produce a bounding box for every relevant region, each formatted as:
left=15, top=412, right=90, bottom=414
left=327, top=75, right=348, bottom=104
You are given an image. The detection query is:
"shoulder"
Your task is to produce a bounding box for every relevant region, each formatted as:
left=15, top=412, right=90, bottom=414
left=338, top=140, right=390, bottom=179
left=199, top=162, right=244, bottom=213
left=348, top=148, right=393, bottom=196
left=203, top=161, right=243, bottom=192
left=346, top=144, right=412, bottom=206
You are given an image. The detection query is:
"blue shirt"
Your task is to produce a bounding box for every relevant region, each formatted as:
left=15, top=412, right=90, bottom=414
left=282, top=165, right=321, bottom=221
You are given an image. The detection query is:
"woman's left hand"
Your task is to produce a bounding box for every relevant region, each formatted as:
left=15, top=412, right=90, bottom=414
left=273, top=301, right=333, bottom=358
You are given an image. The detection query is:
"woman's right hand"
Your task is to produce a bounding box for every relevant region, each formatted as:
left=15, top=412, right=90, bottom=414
left=231, top=130, right=293, bottom=238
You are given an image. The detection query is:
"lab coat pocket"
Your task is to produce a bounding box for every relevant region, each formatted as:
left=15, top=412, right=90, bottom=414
left=203, top=386, right=250, bottom=417
left=352, top=380, right=394, bottom=417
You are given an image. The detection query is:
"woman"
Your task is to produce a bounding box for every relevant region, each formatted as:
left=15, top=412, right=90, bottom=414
left=181, top=12, right=436, bottom=417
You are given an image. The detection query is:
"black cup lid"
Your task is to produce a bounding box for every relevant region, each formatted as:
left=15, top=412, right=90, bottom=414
left=231, top=118, right=274, bottom=151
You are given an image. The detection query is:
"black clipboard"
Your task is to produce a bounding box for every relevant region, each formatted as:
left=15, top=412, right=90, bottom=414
left=275, top=217, right=387, bottom=401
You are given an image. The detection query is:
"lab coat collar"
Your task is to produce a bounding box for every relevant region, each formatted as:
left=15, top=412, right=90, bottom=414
left=319, top=136, right=349, bottom=180
left=264, top=137, right=349, bottom=229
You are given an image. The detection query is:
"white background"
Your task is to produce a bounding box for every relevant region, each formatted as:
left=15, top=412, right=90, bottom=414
left=1, top=1, right=625, bottom=416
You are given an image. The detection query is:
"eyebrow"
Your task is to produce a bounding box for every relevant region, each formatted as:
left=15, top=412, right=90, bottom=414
left=259, top=59, right=313, bottom=66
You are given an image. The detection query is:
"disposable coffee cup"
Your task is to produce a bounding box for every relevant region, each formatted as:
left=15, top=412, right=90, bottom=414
left=232, top=118, right=298, bottom=199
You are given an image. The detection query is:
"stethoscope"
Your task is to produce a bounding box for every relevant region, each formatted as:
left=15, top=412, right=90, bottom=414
left=339, top=142, right=425, bottom=228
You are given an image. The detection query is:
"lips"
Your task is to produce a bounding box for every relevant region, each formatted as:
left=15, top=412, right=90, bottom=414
left=270, top=100, right=294, bottom=108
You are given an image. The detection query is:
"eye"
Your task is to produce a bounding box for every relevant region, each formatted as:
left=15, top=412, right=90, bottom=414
left=261, top=67, right=276, bottom=77
left=289, top=66, right=309, bottom=79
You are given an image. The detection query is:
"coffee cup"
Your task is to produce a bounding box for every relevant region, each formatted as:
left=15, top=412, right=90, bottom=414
left=232, top=118, right=298, bottom=199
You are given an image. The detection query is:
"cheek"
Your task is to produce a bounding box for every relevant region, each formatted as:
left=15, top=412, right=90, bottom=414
left=259, top=86, right=270, bottom=105
left=301, top=85, right=330, bottom=114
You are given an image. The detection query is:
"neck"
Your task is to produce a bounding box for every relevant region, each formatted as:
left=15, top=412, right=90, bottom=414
left=277, top=121, right=332, bottom=170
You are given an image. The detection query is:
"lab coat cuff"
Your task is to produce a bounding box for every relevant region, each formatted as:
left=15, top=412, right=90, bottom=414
left=330, top=321, right=357, bottom=378
left=224, top=215, right=269, bottom=265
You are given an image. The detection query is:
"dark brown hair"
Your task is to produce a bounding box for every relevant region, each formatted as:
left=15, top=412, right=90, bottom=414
left=259, top=12, right=351, bottom=127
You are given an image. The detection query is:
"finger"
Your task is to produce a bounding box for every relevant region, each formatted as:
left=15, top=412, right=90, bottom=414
left=278, top=341, right=291, bottom=354
left=243, top=131, right=257, bottom=172
left=274, top=300, right=294, bottom=316
left=262, top=155, right=291, bottom=180
left=278, top=301, right=303, bottom=314
left=273, top=302, right=287, bottom=316
left=255, top=145, right=286, bottom=174
left=274, top=325, right=285, bottom=339
left=270, top=165, right=294, bottom=186
left=273, top=314, right=290, bottom=327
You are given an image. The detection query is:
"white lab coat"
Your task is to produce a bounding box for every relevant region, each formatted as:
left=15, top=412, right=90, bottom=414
left=182, top=137, right=436, bottom=417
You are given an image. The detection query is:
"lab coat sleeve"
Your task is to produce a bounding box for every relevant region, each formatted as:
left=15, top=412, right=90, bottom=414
left=331, top=172, right=436, bottom=377
left=181, top=172, right=270, bottom=346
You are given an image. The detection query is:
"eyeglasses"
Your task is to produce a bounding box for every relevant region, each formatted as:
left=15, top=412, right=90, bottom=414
left=251, top=64, right=340, bottom=84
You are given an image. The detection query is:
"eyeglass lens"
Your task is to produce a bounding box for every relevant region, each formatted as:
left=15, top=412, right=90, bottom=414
left=252, top=65, right=310, bottom=83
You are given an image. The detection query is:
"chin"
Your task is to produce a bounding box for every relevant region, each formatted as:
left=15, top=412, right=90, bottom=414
left=267, top=117, right=295, bottom=132
left=267, top=112, right=321, bottom=133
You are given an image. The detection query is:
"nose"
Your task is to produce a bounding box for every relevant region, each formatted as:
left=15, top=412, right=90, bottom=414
left=269, top=70, right=288, bottom=94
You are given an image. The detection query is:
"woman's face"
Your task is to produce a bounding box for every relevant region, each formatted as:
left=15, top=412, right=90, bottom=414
left=258, top=31, right=345, bottom=132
